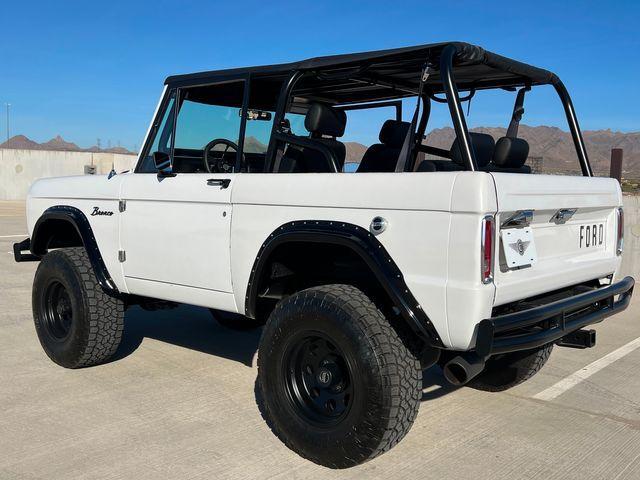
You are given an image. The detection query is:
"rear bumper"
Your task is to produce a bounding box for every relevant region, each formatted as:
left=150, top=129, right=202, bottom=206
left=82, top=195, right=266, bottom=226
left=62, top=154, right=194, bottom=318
left=476, top=276, right=635, bottom=356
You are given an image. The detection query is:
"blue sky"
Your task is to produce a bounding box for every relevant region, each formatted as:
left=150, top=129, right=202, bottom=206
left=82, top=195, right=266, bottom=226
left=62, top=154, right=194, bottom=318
left=1, top=0, right=638, bottom=151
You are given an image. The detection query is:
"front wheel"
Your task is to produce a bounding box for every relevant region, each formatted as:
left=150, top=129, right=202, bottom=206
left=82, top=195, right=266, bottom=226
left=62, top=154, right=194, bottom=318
left=257, top=284, right=422, bottom=468
left=32, top=247, right=124, bottom=368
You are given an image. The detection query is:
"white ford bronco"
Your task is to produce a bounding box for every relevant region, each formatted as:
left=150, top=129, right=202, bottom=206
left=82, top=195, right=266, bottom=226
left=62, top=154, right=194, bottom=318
left=14, top=42, right=634, bottom=468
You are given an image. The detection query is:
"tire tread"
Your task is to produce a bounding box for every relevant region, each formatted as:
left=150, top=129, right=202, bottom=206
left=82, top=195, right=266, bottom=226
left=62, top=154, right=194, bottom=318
left=258, top=284, right=421, bottom=467
left=34, top=247, right=124, bottom=368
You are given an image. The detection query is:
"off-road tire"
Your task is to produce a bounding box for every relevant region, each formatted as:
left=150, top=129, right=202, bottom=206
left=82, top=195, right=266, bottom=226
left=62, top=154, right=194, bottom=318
left=32, top=247, right=124, bottom=368
left=469, top=344, right=553, bottom=392
left=209, top=309, right=265, bottom=330
left=257, top=284, right=422, bottom=469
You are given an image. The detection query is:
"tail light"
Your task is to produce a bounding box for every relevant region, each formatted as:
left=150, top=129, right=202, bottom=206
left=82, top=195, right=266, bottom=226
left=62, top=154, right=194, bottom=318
left=481, top=215, right=495, bottom=284
left=616, top=207, right=624, bottom=256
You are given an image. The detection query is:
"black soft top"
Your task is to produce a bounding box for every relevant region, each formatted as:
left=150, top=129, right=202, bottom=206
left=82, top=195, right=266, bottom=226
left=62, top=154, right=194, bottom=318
left=165, top=42, right=560, bottom=105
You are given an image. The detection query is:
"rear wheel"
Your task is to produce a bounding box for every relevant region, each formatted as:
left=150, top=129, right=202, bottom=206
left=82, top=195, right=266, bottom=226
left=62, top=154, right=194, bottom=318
left=257, top=284, right=421, bottom=468
left=469, top=344, right=553, bottom=392
left=32, top=247, right=124, bottom=368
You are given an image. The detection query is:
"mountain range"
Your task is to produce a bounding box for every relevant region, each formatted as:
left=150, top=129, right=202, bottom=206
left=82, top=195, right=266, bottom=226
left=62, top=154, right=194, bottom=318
left=0, top=135, right=135, bottom=154
left=423, top=126, right=640, bottom=176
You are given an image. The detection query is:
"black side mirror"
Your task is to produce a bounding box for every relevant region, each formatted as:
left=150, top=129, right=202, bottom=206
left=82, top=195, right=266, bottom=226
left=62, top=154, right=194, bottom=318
left=153, top=151, right=175, bottom=177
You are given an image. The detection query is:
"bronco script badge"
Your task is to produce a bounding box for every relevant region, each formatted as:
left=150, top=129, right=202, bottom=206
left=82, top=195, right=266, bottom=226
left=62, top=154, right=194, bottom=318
left=90, top=207, right=114, bottom=216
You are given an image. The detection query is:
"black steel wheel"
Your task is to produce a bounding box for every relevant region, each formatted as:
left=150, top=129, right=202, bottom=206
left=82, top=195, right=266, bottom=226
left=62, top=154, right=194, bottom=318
left=32, top=247, right=124, bottom=368
left=42, top=280, right=74, bottom=340
left=257, top=284, right=421, bottom=469
left=284, top=333, right=354, bottom=425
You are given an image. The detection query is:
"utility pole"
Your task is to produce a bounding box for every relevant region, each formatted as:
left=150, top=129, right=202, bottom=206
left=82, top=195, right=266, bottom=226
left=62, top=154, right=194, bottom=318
left=610, top=148, right=623, bottom=183
left=5, top=103, right=10, bottom=145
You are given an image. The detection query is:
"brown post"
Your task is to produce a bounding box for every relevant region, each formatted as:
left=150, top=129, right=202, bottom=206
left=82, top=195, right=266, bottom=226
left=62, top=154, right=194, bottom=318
left=610, top=148, right=623, bottom=182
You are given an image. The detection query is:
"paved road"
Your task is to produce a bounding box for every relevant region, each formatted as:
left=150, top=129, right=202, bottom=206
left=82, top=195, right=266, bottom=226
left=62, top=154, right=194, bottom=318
left=1, top=201, right=639, bottom=479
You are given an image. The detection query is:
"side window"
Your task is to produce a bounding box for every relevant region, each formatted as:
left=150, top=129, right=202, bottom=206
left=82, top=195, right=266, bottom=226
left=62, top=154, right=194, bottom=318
left=137, top=91, right=176, bottom=173
left=243, top=109, right=274, bottom=154
left=173, top=81, right=245, bottom=173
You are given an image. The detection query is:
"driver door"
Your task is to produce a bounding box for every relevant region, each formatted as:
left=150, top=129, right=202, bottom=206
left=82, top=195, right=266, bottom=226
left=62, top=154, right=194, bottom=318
left=119, top=81, right=245, bottom=306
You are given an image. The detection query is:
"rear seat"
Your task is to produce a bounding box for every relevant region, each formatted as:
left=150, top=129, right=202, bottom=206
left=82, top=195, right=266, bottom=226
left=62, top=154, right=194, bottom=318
left=417, top=133, right=495, bottom=172
left=483, top=137, right=531, bottom=173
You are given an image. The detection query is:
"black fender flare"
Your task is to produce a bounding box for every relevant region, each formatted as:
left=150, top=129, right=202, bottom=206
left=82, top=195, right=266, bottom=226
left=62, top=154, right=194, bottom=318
left=245, top=220, right=444, bottom=347
left=30, top=205, right=119, bottom=295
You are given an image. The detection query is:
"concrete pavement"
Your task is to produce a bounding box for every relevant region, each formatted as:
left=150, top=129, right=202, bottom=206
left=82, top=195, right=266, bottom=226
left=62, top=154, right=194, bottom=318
left=1, top=201, right=640, bottom=479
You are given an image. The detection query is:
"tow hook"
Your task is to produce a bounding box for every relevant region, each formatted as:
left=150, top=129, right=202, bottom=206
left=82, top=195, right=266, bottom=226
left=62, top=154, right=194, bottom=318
left=557, top=329, right=596, bottom=349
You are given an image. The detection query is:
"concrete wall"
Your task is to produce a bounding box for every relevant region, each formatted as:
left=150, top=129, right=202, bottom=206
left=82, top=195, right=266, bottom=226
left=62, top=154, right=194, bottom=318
left=619, top=195, right=640, bottom=281
left=0, top=148, right=137, bottom=200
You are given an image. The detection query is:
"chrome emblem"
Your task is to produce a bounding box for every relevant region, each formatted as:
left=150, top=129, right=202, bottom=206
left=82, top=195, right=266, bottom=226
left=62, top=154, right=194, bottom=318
left=317, top=369, right=332, bottom=385
left=510, top=239, right=531, bottom=256
left=551, top=208, right=577, bottom=224
left=501, top=210, right=534, bottom=228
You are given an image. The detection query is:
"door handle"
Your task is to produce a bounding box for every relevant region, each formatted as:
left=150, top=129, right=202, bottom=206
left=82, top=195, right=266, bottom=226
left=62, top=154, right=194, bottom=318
left=206, top=178, right=231, bottom=189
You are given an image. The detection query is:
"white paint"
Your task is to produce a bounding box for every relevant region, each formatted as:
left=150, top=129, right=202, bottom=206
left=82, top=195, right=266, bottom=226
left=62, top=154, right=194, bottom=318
left=28, top=176, right=127, bottom=293
left=120, top=173, right=235, bottom=294
left=491, top=173, right=623, bottom=307
left=534, top=336, right=640, bottom=401
left=22, top=166, right=624, bottom=351
left=0, top=234, right=27, bottom=238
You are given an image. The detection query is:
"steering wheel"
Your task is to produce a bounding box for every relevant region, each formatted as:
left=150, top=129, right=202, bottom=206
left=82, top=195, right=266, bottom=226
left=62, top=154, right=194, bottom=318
left=203, top=138, right=244, bottom=173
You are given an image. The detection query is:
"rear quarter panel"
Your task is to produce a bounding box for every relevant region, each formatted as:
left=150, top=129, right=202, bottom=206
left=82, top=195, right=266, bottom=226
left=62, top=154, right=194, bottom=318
left=230, top=171, right=498, bottom=349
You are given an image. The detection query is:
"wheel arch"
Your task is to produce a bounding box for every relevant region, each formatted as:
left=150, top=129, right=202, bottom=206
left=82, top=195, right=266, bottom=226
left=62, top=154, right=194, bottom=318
left=30, top=206, right=119, bottom=295
left=245, top=220, right=443, bottom=348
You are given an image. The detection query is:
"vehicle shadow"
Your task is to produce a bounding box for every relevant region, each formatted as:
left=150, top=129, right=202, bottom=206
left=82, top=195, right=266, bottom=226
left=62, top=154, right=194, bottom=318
left=112, top=305, right=261, bottom=367
left=421, top=365, right=459, bottom=401
left=113, top=305, right=459, bottom=398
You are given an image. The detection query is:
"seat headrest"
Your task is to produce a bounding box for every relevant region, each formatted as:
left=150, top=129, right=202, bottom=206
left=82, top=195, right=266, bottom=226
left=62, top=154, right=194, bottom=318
left=450, top=132, right=495, bottom=168
left=304, top=103, right=347, bottom=137
left=379, top=120, right=411, bottom=148
left=493, top=137, right=529, bottom=168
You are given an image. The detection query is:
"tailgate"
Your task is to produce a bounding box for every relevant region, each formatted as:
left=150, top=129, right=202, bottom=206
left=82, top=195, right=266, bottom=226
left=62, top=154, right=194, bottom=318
left=491, top=173, right=623, bottom=306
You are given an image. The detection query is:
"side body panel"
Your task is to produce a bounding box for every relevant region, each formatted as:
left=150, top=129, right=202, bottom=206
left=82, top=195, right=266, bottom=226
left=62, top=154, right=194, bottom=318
left=26, top=170, right=622, bottom=352
left=119, top=172, right=237, bottom=311
left=27, top=175, right=126, bottom=292
left=230, top=171, right=498, bottom=350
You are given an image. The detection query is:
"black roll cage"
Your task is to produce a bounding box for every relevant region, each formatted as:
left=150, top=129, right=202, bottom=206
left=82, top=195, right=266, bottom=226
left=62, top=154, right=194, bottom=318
left=138, top=42, right=593, bottom=177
